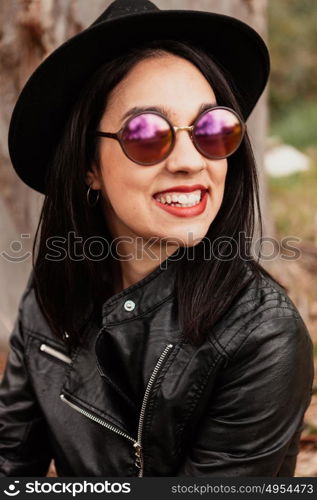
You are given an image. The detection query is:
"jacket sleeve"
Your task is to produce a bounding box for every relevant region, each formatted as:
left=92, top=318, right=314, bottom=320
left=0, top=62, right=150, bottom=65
left=0, top=280, right=52, bottom=476
left=176, top=314, right=314, bottom=477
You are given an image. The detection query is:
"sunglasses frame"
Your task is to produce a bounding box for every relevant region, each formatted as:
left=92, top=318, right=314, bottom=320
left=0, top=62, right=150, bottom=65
left=95, top=105, right=246, bottom=166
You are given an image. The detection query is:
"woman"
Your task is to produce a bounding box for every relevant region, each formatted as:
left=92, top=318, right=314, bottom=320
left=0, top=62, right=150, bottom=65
left=0, top=0, right=314, bottom=477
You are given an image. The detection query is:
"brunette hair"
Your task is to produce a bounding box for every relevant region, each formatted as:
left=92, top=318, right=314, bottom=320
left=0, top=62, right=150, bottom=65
left=33, top=39, right=280, bottom=347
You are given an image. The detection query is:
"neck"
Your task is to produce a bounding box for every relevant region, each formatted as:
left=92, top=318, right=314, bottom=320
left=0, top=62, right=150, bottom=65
left=111, top=238, right=179, bottom=294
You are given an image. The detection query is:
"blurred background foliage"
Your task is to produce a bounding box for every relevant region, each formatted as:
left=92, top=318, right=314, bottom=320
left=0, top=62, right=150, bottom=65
left=261, top=5, right=317, bottom=473
left=269, top=0, right=317, bottom=143
left=268, top=0, right=317, bottom=243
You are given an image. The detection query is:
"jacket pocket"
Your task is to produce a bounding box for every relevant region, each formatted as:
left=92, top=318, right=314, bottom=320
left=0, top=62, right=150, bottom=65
left=25, top=333, right=72, bottom=374
left=39, top=343, right=71, bottom=365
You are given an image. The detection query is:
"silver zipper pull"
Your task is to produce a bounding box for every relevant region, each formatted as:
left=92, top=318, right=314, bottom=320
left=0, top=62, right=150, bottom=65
left=133, top=441, right=143, bottom=469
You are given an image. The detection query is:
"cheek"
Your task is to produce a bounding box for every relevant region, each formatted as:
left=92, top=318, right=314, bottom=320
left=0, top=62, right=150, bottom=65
left=218, top=159, right=228, bottom=181
left=98, top=153, right=150, bottom=212
left=209, top=160, right=228, bottom=193
left=220, top=163, right=228, bottom=194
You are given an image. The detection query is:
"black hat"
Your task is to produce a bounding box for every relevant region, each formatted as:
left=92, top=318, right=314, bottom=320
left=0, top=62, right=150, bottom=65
left=8, top=0, right=270, bottom=194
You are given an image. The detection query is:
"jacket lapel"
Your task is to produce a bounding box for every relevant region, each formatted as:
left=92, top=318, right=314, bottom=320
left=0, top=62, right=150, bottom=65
left=61, top=322, right=138, bottom=437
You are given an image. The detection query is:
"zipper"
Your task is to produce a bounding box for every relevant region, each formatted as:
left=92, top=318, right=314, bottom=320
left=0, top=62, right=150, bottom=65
left=134, top=342, right=173, bottom=476
left=60, top=394, right=136, bottom=443
left=60, top=342, right=174, bottom=477
left=40, top=343, right=72, bottom=364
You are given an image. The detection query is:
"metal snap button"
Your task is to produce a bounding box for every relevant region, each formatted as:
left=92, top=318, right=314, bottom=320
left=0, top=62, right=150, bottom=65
left=124, top=300, right=135, bottom=312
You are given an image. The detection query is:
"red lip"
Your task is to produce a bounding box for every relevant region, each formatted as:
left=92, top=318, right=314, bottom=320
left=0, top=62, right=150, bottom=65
left=154, top=184, right=207, bottom=195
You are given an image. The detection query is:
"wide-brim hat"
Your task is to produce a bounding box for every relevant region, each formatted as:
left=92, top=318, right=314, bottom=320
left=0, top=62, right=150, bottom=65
left=8, top=0, right=270, bottom=194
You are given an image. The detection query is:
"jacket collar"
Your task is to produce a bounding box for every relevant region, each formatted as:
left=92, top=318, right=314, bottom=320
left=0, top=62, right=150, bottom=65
left=101, top=248, right=184, bottom=326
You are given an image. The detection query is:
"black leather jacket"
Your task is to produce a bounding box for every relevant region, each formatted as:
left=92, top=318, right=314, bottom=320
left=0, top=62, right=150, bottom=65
left=0, top=259, right=314, bottom=477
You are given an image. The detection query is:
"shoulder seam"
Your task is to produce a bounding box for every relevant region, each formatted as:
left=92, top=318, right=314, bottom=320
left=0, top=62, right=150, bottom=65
left=223, top=305, right=301, bottom=359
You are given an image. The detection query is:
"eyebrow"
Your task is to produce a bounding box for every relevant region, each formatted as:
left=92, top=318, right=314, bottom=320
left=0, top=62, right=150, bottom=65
left=120, top=102, right=217, bottom=124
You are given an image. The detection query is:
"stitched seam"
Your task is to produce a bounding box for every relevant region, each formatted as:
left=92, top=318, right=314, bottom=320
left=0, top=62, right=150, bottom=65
left=102, top=262, right=178, bottom=309
left=209, top=294, right=291, bottom=351
left=142, top=346, right=180, bottom=465
left=23, top=328, right=67, bottom=349
left=218, top=291, right=282, bottom=323
left=222, top=305, right=299, bottom=358
left=104, top=292, right=175, bottom=326
left=213, top=285, right=288, bottom=322
left=143, top=355, right=177, bottom=471
left=24, top=332, right=33, bottom=363
left=61, top=343, right=82, bottom=390
left=259, top=275, right=287, bottom=292
left=172, top=311, right=301, bottom=458
left=176, top=352, right=221, bottom=432
left=174, top=351, right=222, bottom=456
left=145, top=346, right=180, bottom=428
left=213, top=293, right=288, bottom=336
left=207, top=334, right=228, bottom=357
left=231, top=312, right=301, bottom=360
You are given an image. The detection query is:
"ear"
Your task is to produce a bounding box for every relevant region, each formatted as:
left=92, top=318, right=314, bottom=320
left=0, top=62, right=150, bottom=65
left=85, top=163, right=102, bottom=190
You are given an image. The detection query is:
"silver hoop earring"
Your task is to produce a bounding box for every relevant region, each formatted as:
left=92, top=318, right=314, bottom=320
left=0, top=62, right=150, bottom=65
left=86, top=186, right=100, bottom=207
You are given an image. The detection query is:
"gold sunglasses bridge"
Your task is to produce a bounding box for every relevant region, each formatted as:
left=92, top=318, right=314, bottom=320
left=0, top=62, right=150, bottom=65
left=173, top=125, right=194, bottom=133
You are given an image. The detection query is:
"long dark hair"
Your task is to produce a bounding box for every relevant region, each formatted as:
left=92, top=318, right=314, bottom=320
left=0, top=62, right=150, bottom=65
left=33, top=39, right=280, bottom=347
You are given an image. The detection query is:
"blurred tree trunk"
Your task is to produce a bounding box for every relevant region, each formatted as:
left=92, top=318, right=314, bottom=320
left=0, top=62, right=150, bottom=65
left=0, top=0, right=117, bottom=234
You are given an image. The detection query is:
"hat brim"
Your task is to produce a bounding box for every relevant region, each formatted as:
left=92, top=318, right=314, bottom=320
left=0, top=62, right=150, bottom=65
left=8, top=10, right=270, bottom=194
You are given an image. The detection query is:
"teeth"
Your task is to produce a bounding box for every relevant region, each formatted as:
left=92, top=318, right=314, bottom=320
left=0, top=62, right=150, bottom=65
left=155, top=189, right=203, bottom=207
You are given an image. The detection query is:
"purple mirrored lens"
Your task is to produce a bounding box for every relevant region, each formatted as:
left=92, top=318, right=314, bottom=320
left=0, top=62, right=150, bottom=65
left=194, top=108, right=243, bottom=158
left=122, top=113, right=172, bottom=164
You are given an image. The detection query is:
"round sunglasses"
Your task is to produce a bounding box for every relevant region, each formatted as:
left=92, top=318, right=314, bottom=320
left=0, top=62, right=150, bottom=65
left=95, top=106, right=246, bottom=166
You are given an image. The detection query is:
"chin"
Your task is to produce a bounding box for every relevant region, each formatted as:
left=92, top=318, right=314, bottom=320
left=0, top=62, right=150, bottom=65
left=160, top=230, right=207, bottom=248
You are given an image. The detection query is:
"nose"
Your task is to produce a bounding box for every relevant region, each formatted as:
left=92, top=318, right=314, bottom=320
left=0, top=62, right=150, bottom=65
left=164, top=129, right=206, bottom=174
